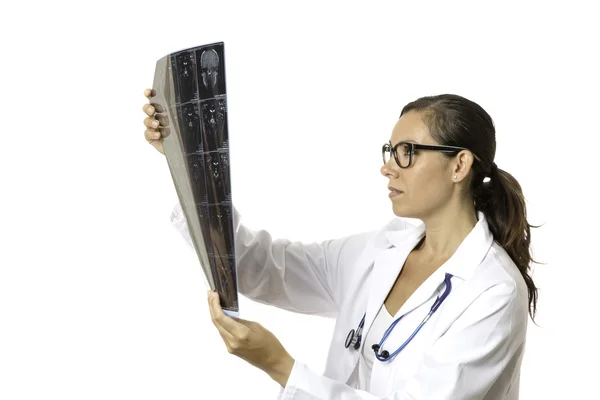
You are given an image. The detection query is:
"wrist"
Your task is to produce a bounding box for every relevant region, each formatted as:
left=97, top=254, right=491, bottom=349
left=267, top=352, right=295, bottom=387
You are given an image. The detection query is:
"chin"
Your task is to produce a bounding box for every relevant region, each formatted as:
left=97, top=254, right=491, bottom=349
left=392, top=205, right=410, bottom=218
left=392, top=204, right=422, bottom=220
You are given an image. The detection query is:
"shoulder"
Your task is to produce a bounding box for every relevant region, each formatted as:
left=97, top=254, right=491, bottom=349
left=480, top=244, right=528, bottom=294
left=469, top=243, right=529, bottom=319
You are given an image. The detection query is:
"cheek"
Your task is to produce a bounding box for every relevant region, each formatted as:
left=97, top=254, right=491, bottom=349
left=406, top=171, right=450, bottom=204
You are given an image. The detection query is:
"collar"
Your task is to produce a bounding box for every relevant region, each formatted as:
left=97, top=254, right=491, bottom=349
left=375, top=212, right=494, bottom=280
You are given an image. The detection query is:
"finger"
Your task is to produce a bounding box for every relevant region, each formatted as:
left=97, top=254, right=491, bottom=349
left=144, top=117, right=160, bottom=129
left=208, top=291, right=235, bottom=341
left=208, top=291, right=249, bottom=339
left=145, top=128, right=161, bottom=142
left=144, top=88, right=156, bottom=99
left=214, top=321, right=235, bottom=347
left=143, top=104, right=155, bottom=116
left=208, top=311, right=235, bottom=355
left=210, top=310, right=235, bottom=341
left=155, top=113, right=169, bottom=127
left=158, top=126, right=171, bottom=138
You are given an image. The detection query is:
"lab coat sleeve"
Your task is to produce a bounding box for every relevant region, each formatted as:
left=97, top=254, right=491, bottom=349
left=170, top=202, right=371, bottom=317
left=278, top=283, right=526, bottom=400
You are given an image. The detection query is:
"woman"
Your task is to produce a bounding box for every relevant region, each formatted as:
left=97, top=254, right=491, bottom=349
left=142, top=90, right=538, bottom=399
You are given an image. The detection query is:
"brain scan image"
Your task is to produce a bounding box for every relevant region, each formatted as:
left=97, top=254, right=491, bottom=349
left=196, top=46, right=226, bottom=99
left=200, top=49, right=219, bottom=90
left=173, top=51, right=197, bottom=103
left=178, top=102, right=202, bottom=154
left=201, top=99, right=228, bottom=151
left=203, top=151, right=231, bottom=203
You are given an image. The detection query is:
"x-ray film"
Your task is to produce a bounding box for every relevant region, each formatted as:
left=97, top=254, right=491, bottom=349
left=151, top=42, right=239, bottom=317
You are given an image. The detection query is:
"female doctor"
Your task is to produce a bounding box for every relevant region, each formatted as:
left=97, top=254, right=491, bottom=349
left=142, top=91, right=538, bottom=399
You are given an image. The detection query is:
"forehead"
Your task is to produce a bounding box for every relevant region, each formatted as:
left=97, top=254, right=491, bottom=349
left=390, top=111, right=434, bottom=145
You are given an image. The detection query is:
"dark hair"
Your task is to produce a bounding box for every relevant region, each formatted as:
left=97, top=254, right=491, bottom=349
left=400, top=94, right=539, bottom=320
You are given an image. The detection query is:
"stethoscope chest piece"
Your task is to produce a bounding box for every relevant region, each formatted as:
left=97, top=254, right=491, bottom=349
left=345, top=314, right=366, bottom=350
left=345, top=328, right=361, bottom=350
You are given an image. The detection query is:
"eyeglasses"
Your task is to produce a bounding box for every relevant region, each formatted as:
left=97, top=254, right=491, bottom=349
left=382, top=141, right=482, bottom=168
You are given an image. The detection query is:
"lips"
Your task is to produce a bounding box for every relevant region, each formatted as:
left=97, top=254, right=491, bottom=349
left=388, top=186, right=402, bottom=194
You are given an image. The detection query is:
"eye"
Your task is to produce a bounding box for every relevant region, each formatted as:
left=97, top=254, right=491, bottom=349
left=400, top=143, right=411, bottom=155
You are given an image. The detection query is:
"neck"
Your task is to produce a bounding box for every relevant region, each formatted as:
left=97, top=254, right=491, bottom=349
left=417, top=200, right=478, bottom=261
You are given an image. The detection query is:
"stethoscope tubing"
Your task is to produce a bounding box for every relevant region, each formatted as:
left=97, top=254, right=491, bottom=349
left=345, top=273, right=454, bottom=362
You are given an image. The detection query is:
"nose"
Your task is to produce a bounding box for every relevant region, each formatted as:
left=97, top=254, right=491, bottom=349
left=380, top=158, right=399, bottom=178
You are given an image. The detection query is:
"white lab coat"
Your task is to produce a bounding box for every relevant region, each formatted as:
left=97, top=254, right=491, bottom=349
left=170, top=203, right=529, bottom=399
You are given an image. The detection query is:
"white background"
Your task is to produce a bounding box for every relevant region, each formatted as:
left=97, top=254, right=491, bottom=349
left=1, top=1, right=598, bottom=399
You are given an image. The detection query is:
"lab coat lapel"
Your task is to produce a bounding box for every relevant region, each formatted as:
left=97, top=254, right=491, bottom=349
left=361, top=224, right=425, bottom=344
left=327, top=233, right=394, bottom=384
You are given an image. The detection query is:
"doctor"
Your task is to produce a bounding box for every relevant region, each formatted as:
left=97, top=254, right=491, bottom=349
left=142, top=91, right=538, bottom=399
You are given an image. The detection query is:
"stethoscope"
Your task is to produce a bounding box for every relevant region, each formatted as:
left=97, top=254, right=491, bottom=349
left=344, top=273, right=453, bottom=362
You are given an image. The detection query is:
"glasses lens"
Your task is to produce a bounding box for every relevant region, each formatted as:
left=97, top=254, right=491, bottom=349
left=395, top=143, right=411, bottom=167
left=383, top=143, right=414, bottom=167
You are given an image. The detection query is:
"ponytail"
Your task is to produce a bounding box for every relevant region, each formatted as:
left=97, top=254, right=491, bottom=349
left=473, top=166, right=540, bottom=320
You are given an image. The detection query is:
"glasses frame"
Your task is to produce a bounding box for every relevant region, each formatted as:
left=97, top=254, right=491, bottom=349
left=382, top=140, right=482, bottom=169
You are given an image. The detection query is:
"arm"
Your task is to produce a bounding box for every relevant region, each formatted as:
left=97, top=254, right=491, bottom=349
left=171, top=202, right=372, bottom=317
left=276, top=283, right=527, bottom=399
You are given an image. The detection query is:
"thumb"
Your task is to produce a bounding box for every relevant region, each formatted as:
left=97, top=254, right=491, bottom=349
left=235, top=318, right=260, bottom=330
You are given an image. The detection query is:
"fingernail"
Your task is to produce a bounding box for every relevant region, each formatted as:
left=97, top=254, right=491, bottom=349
left=154, top=132, right=161, bottom=139
left=152, top=120, right=159, bottom=128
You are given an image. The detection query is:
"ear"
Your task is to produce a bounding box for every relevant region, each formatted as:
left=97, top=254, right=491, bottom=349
left=451, top=150, right=475, bottom=182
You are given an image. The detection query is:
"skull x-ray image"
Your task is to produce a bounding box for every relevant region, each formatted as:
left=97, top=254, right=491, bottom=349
left=197, top=46, right=226, bottom=100
left=200, top=50, right=219, bottom=89
left=151, top=42, right=239, bottom=316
